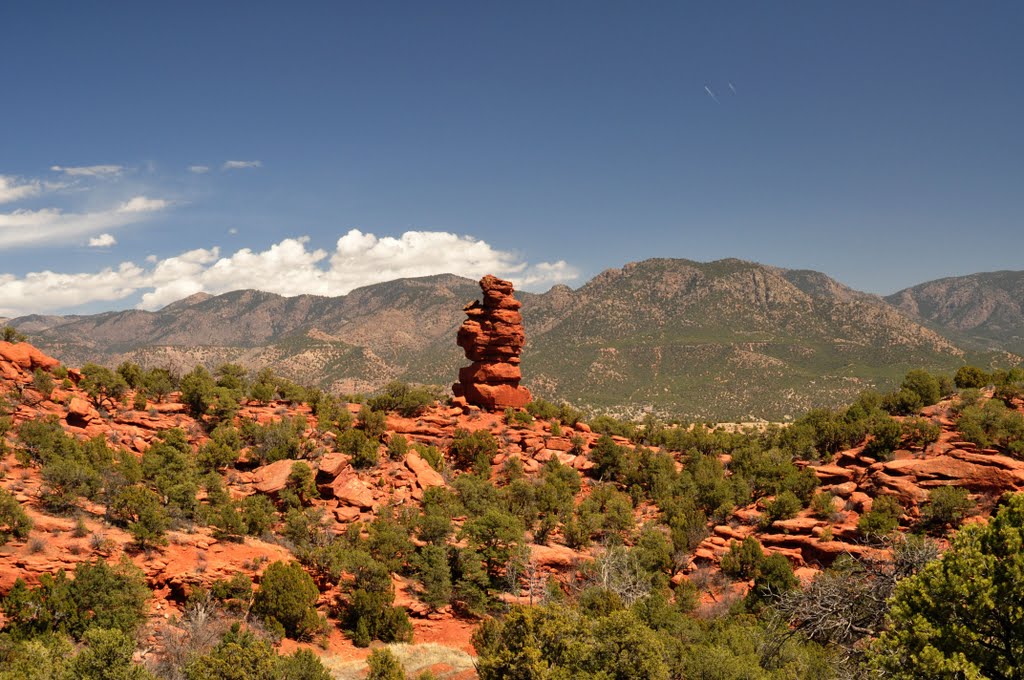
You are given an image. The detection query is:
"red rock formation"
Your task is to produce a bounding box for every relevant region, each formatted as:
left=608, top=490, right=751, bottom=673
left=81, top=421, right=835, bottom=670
left=452, top=275, right=532, bottom=410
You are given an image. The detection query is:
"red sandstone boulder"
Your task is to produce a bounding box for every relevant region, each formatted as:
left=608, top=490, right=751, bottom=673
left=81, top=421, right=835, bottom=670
left=0, top=341, right=60, bottom=372
left=452, top=275, right=532, bottom=411
left=330, top=475, right=376, bottom=508
left=406, top=451, right=445, bottom=489
left=252, top=459, right=300, bottom=494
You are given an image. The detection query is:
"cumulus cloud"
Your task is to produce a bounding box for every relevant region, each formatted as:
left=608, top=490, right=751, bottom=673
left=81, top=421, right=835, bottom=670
left=0, top=175, right=42, bottom=204
left=0, top=229, right=580, bottom=316
left=188, top=165, right=210, bottom=174
left=50, top=164, right=123, bottom=177
left=0, top=195, right=169, bottom=248
left=88, top=233, right=117, bottom=248
left=222, top=160, right=262, bottom=170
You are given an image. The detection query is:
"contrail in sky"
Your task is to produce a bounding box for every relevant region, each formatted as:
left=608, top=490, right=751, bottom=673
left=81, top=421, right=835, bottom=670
left=704, top=85, right=719, bottom=103
left=728, top=82, right=737, bottom=94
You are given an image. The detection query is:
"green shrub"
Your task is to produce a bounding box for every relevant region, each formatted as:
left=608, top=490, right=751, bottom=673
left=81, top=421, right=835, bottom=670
left=387, top=434, right=409, bottom=460
left=366, top=648, right=407, bottom=680
left=863, top=417, right=903, bottom=460
left=339, top=428, right=380, bottom=468
left=1, top=558, right=149, bottom=640
left=921, top=486, right=974, bottom=532
left=448, top=429, right=498, bottom=471
left=107, top=485, right=170, bottom=549
left=858, top=495, right=902, bottom=542
left=368, top=381, right=437, bottom=417
left=252, top=561, right=324, bottom=641
left=359, top=405, right=387, bottom=439
left=504, top=407, right=534, bottom=428
left=954, top=365, right=990, bottom=389
left=900, top=370, right=942, bottom=408
left=0, top=488, right=32, bottom=544
left=810, top=491, right=838, bottom=520
left=764, top=490, right=802, bottom=525
left=720, top=537, right=764, bottom=580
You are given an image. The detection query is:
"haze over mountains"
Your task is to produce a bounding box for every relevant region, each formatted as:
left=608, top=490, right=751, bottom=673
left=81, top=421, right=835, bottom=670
left=7, top=258, right=1023, bottom=421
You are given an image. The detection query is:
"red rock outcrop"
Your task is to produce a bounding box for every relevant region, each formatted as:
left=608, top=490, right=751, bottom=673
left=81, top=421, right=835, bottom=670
left=452, top=275, right=532, bottom=410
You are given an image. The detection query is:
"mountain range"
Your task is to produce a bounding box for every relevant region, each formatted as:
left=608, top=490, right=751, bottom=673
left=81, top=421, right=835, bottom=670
left=6, top=258, right=1023, bottom=421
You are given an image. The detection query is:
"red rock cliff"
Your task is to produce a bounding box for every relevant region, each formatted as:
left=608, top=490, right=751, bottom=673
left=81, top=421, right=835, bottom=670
left=453, top=275, right=532, bottom=410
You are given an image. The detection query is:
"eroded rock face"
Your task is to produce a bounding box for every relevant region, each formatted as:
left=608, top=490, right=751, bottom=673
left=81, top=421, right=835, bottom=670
left=453, top=275, right=532, bottom=410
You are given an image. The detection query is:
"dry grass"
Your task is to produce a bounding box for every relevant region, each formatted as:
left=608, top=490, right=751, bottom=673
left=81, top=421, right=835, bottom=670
left=321, top=643, right=475, bottom=680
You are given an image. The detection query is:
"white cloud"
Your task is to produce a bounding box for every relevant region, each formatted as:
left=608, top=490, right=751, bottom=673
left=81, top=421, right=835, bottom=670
left=88, top=233, right=117, bottom=248
left=0, top=229, right=580, bottom=316
left=0, top=176, right=42, bottom=204
left=118, top=196, right=169, bottom=213
left=0, top=194, right=170, bottom=248
left=222, top=160, right=262, bottom=170
left=189, top=165, right=210, bottom=174
left=50, top=164, right=123, bottom=177
left=228, top=228, right=239, bottom=235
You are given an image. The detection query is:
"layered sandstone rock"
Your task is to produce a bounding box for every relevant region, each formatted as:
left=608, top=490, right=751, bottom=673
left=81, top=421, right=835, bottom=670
left=453, top=275, right=532, bottom=410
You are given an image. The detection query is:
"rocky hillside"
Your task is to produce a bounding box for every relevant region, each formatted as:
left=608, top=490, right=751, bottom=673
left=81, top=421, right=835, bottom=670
left=7, top=259, right=987, bottom=420
left=887, top=270, right=1024, bottom=355
left=1, top=340, right=1023, bottom=677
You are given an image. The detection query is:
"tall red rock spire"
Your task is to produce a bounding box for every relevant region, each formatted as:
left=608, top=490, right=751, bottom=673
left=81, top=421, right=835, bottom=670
left=452, top=275, right=532, bottom=410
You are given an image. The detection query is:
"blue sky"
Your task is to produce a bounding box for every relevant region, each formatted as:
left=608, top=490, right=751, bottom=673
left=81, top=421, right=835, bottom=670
left=1, top=2, right=1021, bottom=316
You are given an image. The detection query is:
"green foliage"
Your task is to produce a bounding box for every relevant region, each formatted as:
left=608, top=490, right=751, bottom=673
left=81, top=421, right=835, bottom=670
left=413, top=443, right=444, bottom=472
left=142, top=368, right=174, bottom=403
left=0, top=487, right=32, bottom=544
left=863, top=417, right=903, bottom=460
left=184, top=624, right=278, bottom=680
left=66, top=627, right=154, bottom=680
left=241, top=416, right=305, bottom=465
left=141, top=428, right=199, bottom=518
left=1, top=558, right=148, bottom=640
left=810, top=491, right=838, bottom=520
left=763, top=490, right=802, bottom=525
left=286, top=462, right=319, bottom=506
left=920, top=486, right=974, bottom=533
left=2, top=326, right=27, bottom=342
left=589, top=434, right=628, bottom=482
left=80, top=363, right=129, bottom=410
left=748, top=553, right=798, bottom=609
left=720, top=537, right=764, bottom=580
left=107, top=485, right=169, bottom=549
left=386, top=433, right=408, bottom=460
left=277, top=649, right=332, bottom=680
left=881, top=389, right=923, bottom=416
left=954, top=365, right=990, bottom=389
left=448, top=428, right=498, bottom=471
left=335, top=551, right=413, bottom=647
left=957, top=399, right=1024, bottom=457
left=359, top=404, right=387, bottom=439
left=209, top=572, right=254, bottom=613
left=857, top=495, right=902, bottom=542
left=31, top=369, right=53, bottom=400
left=252, top=561, right=323, bottom=641
left=473, top=604, right=670, bottom=680
left=503, top=407, right=534, bottom=428
left=900, top=369, right=942, bottom=408
left=368, top=381, right=438, bottom=417
left=338, top=428, right=380, bottom=468
left=901, top=416, right=941, bottom=450
left=197, top=424, right=242, bottom=471
left=871, top=493, right=1024, bottom=678
left=415, top=544, right=453, bottom=610
left=116, top=361, right=145, bottom=389
left=180, top=365, right=216, bottom=418
left=366, top=648, right=407, bottom=680
left=460, top=507, right=524, bottom=581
